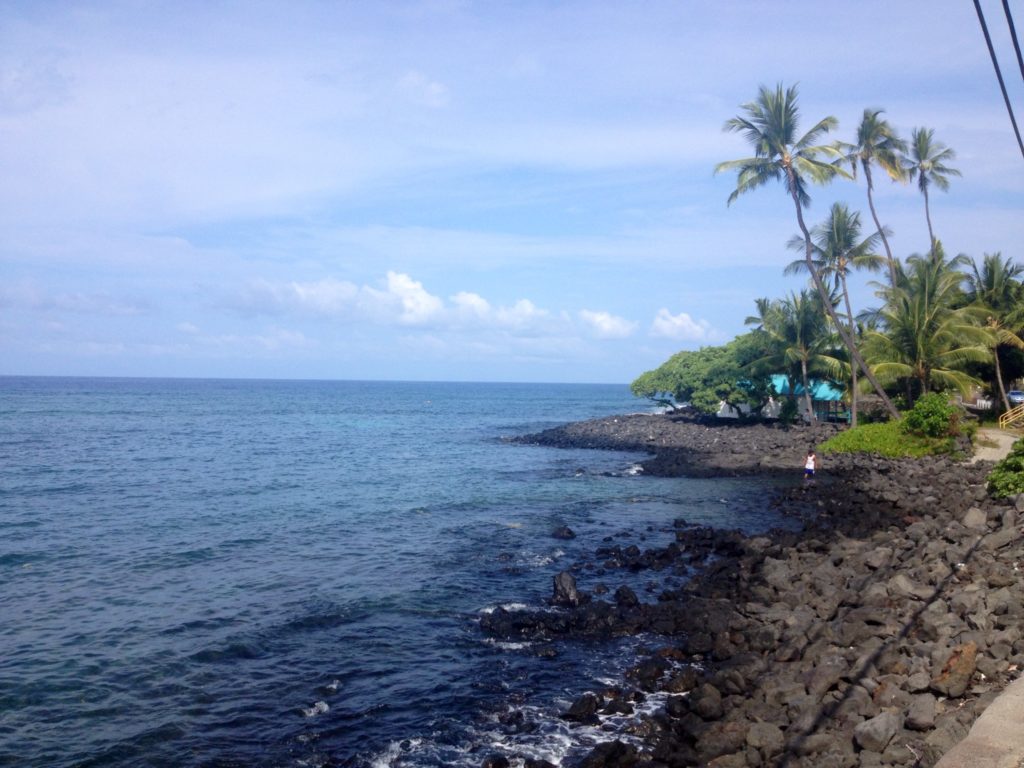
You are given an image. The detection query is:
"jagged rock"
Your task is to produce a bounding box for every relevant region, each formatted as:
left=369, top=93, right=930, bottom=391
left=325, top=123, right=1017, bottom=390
left=614, top=586, right=639, bottom=608
left=552, top=571, right=580, bottom=607
left=575, top=740, right=639, bottom=768
left=690, top=683, right=724, bottom=720
left=562, top=692, right=601, bottom=724
left=906, top=693, right=937, bottom=730
left=931, top=641, right=978, bottom=698
left=853, top=710, right=903, bottom=752
left=696, top=720, right=748, bottom=762
left=962, top=506, right=988, bottom=531
left=745, top=720, right=784, bottom=754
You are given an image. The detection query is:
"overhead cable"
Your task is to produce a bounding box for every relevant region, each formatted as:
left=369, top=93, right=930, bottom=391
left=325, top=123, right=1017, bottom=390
left=974, top=0, right=1024, bottom=160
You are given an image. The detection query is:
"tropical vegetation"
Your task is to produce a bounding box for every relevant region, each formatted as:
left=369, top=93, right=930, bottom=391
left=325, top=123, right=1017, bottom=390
left=820, top=393, right=971, bottom=458
left=631, top=83, right=1023, bottom=454
left=987, top=438, right=1024, bottom=498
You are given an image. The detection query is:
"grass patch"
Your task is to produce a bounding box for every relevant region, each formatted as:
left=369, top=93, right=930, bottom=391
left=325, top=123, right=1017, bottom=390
left=819, top=421, right=956, bottom=458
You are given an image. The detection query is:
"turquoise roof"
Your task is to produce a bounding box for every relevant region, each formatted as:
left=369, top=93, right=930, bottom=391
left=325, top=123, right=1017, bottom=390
left=771, top=374, right=844, bottom=401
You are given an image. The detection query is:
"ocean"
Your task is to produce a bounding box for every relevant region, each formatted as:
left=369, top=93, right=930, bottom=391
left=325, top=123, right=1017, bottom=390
left=0, top=378, right=793, bottom=767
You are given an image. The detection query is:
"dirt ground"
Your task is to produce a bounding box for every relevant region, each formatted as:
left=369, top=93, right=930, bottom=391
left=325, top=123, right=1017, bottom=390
left=970, top=427, right=1021, bottom=464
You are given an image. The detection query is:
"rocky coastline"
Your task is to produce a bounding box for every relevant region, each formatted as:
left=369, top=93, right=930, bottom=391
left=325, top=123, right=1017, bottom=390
left=483, top=411, right=1024, bottom=768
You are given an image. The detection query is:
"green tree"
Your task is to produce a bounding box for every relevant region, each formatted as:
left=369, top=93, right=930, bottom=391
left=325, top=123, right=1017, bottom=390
left=965, top=252, right=1024, bottom=411
left=904, top=127, right=961, bottom=250
left=862, top=245, right=991, bottom=402
left=840, top=108, right=907, bottom=286
left=784, top=203, right=886, bottom=426
left=714, top=83, right=900, bottom=420
left=630, top=334, right=773, bottom=417
left=745, top=291, right=843, bottom=423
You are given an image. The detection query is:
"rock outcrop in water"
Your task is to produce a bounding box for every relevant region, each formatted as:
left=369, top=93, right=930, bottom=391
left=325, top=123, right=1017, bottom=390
left=488, top=413, right=1024, bottom=768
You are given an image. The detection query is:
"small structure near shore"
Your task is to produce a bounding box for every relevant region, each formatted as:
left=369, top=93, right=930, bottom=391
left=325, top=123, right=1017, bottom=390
left=716, top=375, right=847, bottom=423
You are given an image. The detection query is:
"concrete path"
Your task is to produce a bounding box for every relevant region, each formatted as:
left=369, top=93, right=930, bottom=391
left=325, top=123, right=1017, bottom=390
left=971, top=428, right=1020, bottom=464
left=935, top=674, right=1024, bottom=768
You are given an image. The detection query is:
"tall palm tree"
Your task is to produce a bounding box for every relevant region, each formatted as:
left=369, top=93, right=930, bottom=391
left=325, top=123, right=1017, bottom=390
left=862, top=245, right=991, bottom=402
left=840, top=109, right=907, bottom=286
left=904, top=127, right=961, bottom=250
left=714, top=83, right=901, bottom=420
left=965, top=252, right=1024, bottom=410
left=784, top=203, right=886, bottom=426
left=745, top=291, right=843, bottom=423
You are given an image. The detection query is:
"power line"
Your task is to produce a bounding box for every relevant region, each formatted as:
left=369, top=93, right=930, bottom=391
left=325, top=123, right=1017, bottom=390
left=974, top=0, right=1024, bottom=160
left=1003, top=0, right=1024, bottom=86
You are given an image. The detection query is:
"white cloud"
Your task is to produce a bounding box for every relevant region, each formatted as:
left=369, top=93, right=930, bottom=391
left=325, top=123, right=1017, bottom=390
left=451, top=291, right=491, bottom=319
left=579, top=309, right=637, bottom=338
left=239, top=277, right=360, bottom=316
left=290, top=278, right=360, bottom=314
left=650, top=308, right=711, bottom=341
left=384, top=271, right=444, bottom=325
left=495, top=298, right=550, bottom=331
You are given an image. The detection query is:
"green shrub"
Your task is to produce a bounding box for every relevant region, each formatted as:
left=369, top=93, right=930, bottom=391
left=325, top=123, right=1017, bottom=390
left=819, top=421, right=942, bottom=458
left=987, top=439, right=1024, bottom=498
left=903, top=393, right=961, bottom=438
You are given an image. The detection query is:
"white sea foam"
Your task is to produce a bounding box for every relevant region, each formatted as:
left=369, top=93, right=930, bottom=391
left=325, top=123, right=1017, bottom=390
left=301, top=700, right=329, bottom=717
left=483, top=638, right=532, bottom=651
left=525, top=549, right=563, bottom=566
left=479, top=602, right=530, bottom=615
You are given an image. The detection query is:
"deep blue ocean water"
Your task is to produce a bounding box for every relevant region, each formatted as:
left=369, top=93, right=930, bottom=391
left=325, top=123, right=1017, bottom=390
left=0, top=378, right=795, bottom=767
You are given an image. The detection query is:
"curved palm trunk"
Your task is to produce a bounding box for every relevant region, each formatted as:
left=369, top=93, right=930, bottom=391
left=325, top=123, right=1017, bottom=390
left=863, top=162, right=898, bottom=287
left=800, top=357, right=815, bottom=424
left=787, top=172, right=901, bottom=421
left=995, top=345, right=1011, bottom=412
left=839, top=274, right=858, bottom=427
left=923, top=186, right=936, bottom=250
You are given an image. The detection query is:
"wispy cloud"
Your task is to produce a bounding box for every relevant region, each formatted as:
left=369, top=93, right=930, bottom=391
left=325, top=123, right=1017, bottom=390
left=397, top=70, right=450, bottom=108
left=579, top=309, right=637, bottom=339
left=650, top=308, right=711, bottom=341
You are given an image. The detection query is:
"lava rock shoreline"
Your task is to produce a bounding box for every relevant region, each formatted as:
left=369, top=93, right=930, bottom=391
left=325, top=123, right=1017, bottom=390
left=487, top=412, right=1024, bottom=768
left=515, top=411, right=842, bottom=477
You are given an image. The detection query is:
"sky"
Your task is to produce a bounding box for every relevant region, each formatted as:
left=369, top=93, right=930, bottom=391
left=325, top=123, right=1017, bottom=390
left=2, top=0, right=1023, bottom=384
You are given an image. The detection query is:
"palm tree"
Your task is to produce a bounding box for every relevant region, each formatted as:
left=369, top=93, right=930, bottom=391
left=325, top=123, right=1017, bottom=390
left=965, top=252, right=1024, bottom=411
left=904, top=127, right=961, bottom=249
left=746, top=291, right=843, bottom=423
left=784, top=203, right=886, bottom=425
left=840, top=109, right=907, bottom=286
left=862, top=245, right=991, bottom=402
left=715, top=83, right=901, bottom=420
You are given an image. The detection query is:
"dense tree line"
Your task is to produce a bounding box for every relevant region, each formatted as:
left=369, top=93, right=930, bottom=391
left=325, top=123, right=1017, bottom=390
left=633, top=84, right=1024, bottom=425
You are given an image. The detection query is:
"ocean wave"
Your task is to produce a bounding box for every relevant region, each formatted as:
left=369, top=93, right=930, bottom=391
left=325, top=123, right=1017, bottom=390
left=302, top=700, right=330, bottom=718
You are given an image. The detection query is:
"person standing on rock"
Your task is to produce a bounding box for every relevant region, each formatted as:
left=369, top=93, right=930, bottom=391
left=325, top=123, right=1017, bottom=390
left=804, top=449, right=817, bottom=481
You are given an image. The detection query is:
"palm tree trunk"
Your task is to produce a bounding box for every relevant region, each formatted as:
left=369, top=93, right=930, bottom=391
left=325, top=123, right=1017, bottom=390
left=864, top=162, right=898, bottom=287
left=801, top=358, right=815, bottom=424
left=924, top=186, right=936, bottom=250
left=787, top=175, right=902, bottom=421
left=995, top=345, right=1011, bottom=412
left=839, top=274, right=858, bottom=427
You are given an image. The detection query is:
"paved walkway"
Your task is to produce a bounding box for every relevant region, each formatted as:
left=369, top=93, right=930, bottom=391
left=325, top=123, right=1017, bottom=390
left=970, top=428, right=1020, bottom=464
left=935, top=674, right=1024, bottom=768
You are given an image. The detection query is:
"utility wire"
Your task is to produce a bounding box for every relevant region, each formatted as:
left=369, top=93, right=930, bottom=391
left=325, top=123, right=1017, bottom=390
left=974, top=0, right=1024, bottom=160
left=1003, top=0, right=1024, bottom=86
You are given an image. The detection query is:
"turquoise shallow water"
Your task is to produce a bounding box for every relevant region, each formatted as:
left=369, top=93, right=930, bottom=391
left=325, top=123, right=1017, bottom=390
left=0, top=378, right=792, bottom=767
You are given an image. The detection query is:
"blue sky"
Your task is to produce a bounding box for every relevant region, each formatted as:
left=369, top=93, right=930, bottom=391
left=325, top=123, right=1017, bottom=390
left=2, top=0, right=1023, bottom=383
